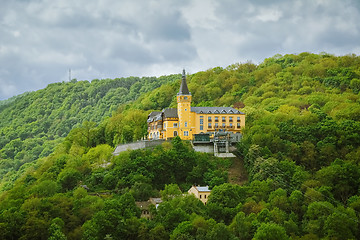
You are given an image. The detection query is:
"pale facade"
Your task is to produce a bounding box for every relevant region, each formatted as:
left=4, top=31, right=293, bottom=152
left=147, top=70, right=245, bottom=140
left=188, top=185, right=211, bottom=205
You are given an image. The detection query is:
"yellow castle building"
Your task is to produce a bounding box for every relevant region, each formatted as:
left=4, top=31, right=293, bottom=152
left=147, top=70, right=245, bottom=141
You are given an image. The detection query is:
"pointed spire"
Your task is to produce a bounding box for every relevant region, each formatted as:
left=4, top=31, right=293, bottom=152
left=178, top=69, right=190, bottom=95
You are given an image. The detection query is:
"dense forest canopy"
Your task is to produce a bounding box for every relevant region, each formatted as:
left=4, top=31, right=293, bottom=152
left=0, top=52, right=360, bottom=239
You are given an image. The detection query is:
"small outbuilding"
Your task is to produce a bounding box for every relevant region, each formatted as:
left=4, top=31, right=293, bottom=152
left=188, top=185, right=211, bottom=205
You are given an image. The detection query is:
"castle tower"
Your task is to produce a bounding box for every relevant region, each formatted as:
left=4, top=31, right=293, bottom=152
left=177, top=69, right=192, bottom=140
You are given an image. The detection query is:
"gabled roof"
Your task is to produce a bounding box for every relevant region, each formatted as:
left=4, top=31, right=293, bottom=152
left=194, top=186, right=211, bottom=192
left=147, top=111, right=162, bottom=123
left=147, top=108, right=178, bottom=123
left=163, top=108, right=178, bottom=118
left=191, top=107, right=244, bottom=114
left=148, top=111, right=161, bottom=117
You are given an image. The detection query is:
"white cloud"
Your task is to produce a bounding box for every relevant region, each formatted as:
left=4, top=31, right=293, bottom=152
left=254, top=8, right=283, bottom=22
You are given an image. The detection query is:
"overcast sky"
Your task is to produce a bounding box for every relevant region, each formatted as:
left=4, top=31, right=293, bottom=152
left=1, top=0, right=360, bottom=100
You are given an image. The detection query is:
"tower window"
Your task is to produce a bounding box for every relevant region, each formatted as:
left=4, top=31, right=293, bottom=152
left=174, top=123, right=178, bottom=127
left=184, top=96, right=188, bottom=100
left=185, top=108, right=187, bottom=111
left=185, top=122, right=188, bottom=127
left=200, top=119, right=204, bottom=124
left=184, top=131, right=189, bottom=136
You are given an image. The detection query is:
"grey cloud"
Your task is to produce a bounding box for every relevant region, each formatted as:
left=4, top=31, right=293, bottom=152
left=0, top=0, right=360, bottom=100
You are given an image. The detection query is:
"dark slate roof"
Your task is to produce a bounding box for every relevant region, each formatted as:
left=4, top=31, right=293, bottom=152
left=147, top=111, right=162, bottom=123
left=148, top=111, right=161, bottom=117
left=163, top=108, right=178, bottom=118
left=178, top=69, right=190, bottom=95
left=147, top=109, right=178, bottom=123
left=191, top=107, right=245, bottom=114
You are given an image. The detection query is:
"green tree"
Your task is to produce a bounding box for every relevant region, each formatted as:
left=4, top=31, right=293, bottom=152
left=161, top=184, right=182, bottom=201
left=229, top=211, right=253, bottom=240
left=324, top=206, right=358, bottom=240
left=253, top=223, right=289, bottom=240
left=57, top=168, right=82, bottom=191
left=207, top=183, right=245, bottom=224
left=48, top=218, right=67, bottom=240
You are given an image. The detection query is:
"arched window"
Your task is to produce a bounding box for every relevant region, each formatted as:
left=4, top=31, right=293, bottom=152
left=174, top=131, right=178, bottom=136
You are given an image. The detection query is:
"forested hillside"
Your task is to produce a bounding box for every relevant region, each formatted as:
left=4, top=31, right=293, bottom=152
left=1, top=52, right=360, bottom=239
left=0, top=74, right=180, bottom=189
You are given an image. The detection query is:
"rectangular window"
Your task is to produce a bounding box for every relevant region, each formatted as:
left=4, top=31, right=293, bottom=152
left=215, top=116, right=218, bottom=122
left=204, top=195, right=207, bottom=199
left=164, top=123, right=166, bottom=128
left=208, top=116, right=212, bottom=122
left=199, top=195, right=202, bottom=199
left=230, top=123, right=233, bottom=127
left=185, top=122, right=188, bottom=127
left=200, top=119, right=204, bottom=124
left=237, top=117, right=240, bottom=122
left=215, top=123, right=218, bottom=127
left=184, top=131, right=189, bottom=136
left=237, top=123, right=240, bottom=128
left=208, top=123, right=212, bottom=128
left=200, top=125, right=203, bottom=130
left=229, top=117, right=233, bottom=122
left=173, top=123, right=178, bottom=127
left=222, top=116, right=226, bottom=122
left=222, top=123, right=226, bottom=128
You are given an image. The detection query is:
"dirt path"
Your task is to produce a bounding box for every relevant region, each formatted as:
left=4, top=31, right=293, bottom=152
left=228, top=157, right=248, bottom=185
